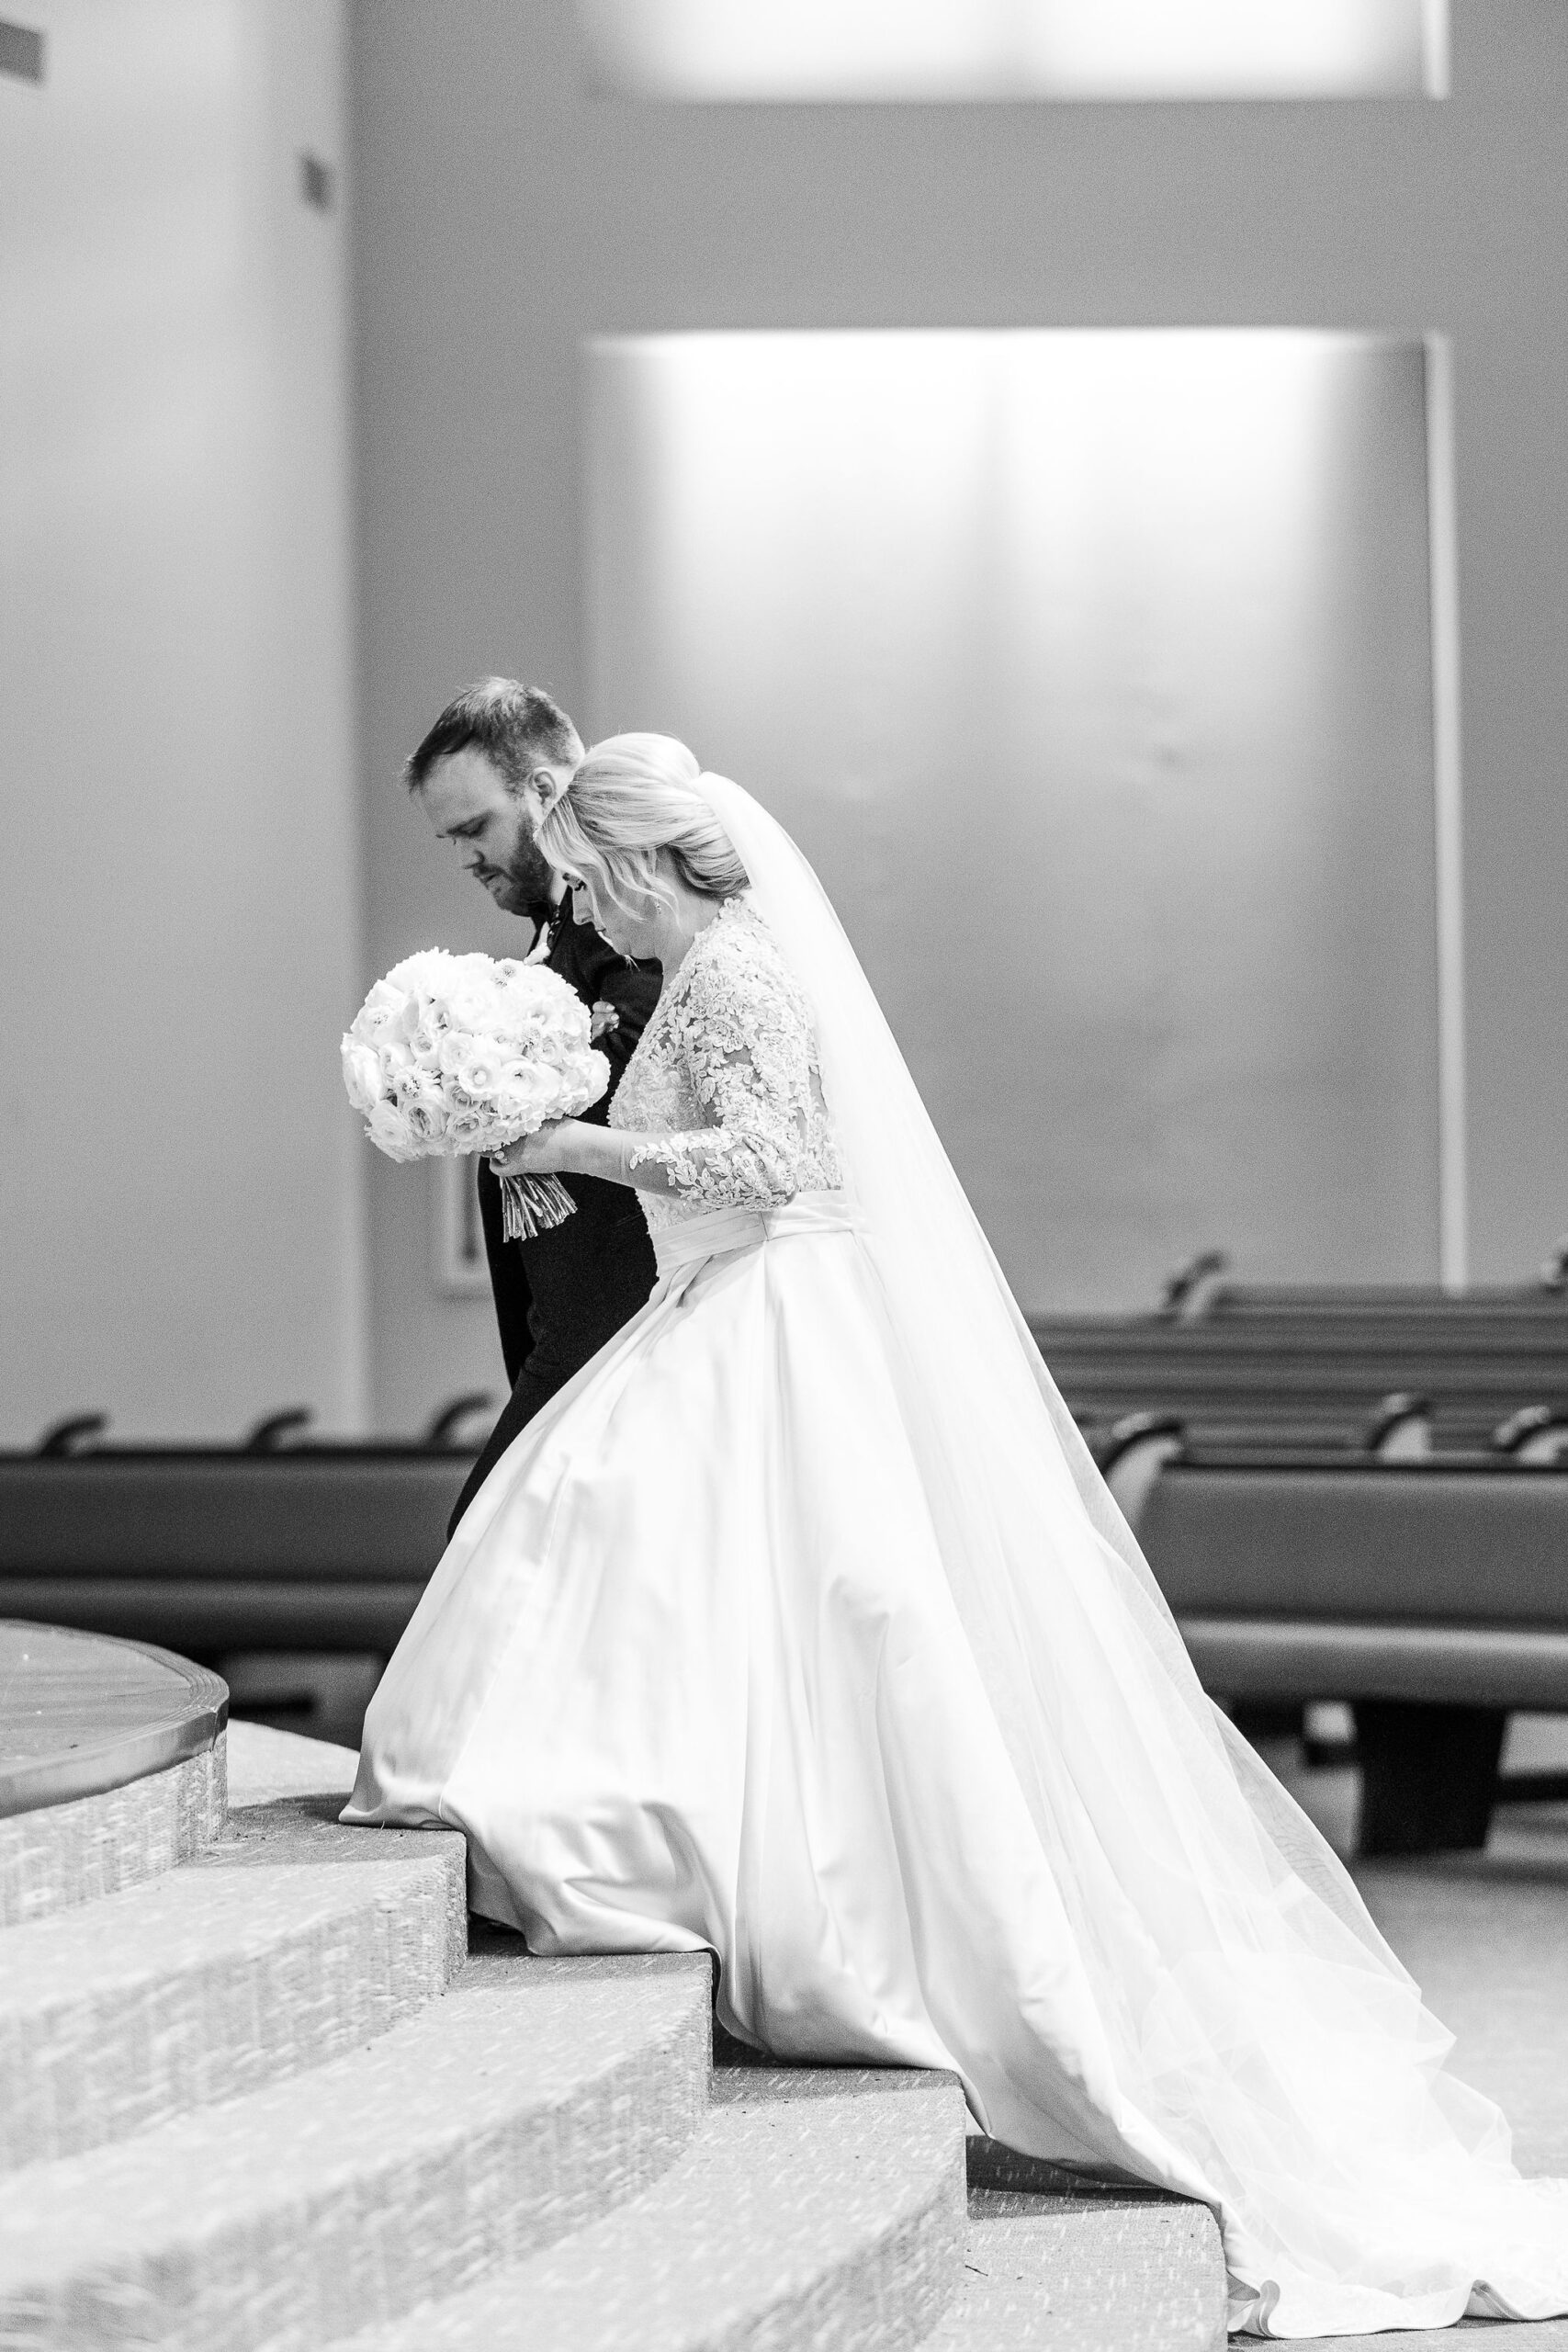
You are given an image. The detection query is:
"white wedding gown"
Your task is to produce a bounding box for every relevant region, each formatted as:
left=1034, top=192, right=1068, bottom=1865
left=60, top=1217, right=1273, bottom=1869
left=346, top=793, right=1568, bottom=2338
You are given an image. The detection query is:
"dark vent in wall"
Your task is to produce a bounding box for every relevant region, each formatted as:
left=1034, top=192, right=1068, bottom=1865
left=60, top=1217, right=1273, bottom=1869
left=0, top=19, right=44, bottom=81
left=299, top=153, right=335, bottom=211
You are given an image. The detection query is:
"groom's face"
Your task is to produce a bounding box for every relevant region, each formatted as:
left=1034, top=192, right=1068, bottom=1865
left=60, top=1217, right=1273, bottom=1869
left=415, top=746, right=560, bottom=919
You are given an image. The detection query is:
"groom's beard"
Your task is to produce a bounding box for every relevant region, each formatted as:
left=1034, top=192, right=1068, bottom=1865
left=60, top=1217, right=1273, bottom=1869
left=487, top=828, right=558, bottom=922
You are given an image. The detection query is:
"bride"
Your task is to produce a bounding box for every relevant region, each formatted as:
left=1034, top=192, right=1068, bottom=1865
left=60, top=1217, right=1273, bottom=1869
left=345, top=733, right=1568, bottom=2338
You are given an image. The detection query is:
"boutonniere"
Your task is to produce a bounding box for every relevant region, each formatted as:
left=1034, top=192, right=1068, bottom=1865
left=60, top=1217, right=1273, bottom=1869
left=524, top=914, right=555, bottom=966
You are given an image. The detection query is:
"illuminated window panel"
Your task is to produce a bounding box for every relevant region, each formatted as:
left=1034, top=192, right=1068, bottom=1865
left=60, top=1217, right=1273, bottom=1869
left=579, top=0, right=1447, bottom=102
left=587, top=331, right=1447, bottom=1307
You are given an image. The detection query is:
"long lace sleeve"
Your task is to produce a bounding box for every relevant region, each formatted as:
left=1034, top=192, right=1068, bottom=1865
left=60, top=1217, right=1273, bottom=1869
left=626, top=910, right=842, bottom=1210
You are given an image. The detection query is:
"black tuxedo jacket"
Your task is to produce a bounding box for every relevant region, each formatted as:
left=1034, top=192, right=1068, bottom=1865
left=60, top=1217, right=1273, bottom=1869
left=448, top=907, right=660, bottom=1536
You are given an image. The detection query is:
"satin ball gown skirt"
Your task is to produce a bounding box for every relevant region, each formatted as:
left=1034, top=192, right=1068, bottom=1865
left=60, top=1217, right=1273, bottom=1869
left=345, top=1194, right=1568, bottom=2337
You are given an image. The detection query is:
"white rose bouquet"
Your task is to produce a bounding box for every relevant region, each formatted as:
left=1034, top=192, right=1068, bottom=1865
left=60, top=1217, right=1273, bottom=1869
left=342, top=949, right=610, bottom=1241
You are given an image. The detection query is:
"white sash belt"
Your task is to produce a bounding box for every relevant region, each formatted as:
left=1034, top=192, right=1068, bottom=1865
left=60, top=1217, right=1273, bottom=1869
left=652, top=1189, right=859, bottom=1280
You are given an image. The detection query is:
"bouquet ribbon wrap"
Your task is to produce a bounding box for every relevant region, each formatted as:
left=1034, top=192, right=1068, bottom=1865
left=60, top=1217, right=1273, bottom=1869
left=497, top=1170, right=578, bottom=1242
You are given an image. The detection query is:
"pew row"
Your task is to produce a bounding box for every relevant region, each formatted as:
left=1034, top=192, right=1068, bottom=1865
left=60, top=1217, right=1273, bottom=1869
left=1032, top=1310, right=1568, bottom=1454
left=6, top=1442, right=1564, bottom=1702
left=1128, top=1451, right=1568, bottom=1706
left=1109, top=1430, right=1568, bottom=1850
left=0, top=1451, right=468, bottom=1657
left=6, top=1433, right=1564, bottom=1853
left=1032, top=1261, right=1568, bottom=1456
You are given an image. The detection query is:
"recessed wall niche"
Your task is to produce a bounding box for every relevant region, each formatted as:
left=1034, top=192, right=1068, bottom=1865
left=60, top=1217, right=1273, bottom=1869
left=578, top=0, right=1447, bottom=102
left=587, top=330, right=1449, bottom=1311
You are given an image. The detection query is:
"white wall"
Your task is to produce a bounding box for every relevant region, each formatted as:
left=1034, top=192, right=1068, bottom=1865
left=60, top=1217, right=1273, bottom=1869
left=0, top=0, right=366, bottom=1443
left=349, top=0, right=1568, bottom=1425
left=589, top=330, right=1441, bottom=1310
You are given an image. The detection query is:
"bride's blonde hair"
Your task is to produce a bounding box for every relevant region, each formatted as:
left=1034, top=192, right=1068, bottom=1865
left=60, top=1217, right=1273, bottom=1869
left=537, top=732, right=749, bottom=925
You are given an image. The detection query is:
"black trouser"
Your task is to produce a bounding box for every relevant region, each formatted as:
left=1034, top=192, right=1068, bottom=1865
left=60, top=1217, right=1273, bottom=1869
left=459, top=1156, right=657, bottom=1544
left=446, top=1314, right=646, bottom=1542
left=446, top=1363, right=558, bottom=1541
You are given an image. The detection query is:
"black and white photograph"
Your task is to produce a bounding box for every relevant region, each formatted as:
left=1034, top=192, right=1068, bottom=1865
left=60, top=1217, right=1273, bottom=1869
left=2, top=6, right=1567, bottom=2346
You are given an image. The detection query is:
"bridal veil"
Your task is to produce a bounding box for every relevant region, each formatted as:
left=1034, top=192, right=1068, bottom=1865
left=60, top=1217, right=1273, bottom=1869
left=692, top=767, right=1568, bottom=2336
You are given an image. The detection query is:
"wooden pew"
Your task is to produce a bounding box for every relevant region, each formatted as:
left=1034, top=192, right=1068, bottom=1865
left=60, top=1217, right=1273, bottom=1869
left=0, top=1447, right=469, bottom=1658
left=1032, top=1287, right=1568, bottom=1454
left=1108, top=1424, right=1568, bottom=1851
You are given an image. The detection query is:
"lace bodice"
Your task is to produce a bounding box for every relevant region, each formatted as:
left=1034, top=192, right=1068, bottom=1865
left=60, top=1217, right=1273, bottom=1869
left=610, top=897, right=844, bottom=1234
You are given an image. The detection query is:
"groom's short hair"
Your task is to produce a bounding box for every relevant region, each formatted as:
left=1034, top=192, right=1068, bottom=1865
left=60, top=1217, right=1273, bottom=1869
left=404, top=677, right=582, bottom=794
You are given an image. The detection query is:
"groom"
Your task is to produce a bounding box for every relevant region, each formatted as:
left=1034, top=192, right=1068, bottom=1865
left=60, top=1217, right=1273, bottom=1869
left=405, top=677, right=660, bottom=1534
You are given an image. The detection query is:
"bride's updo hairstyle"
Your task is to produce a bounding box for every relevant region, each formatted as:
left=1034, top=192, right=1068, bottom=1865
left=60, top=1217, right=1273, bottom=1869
left=537, top=731, right=749, bottom=926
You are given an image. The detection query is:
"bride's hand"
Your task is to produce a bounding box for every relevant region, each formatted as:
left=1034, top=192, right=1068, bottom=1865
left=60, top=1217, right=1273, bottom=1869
left=490, top=1120, right=583, bottom=1180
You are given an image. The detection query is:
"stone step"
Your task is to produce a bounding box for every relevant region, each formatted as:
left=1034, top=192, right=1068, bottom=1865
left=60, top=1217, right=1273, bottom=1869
left=0, top=1953, right=711, bottom=2352
left=928, top=2144, right=1229, bottom=2352
left=195, top=1792, right=468, bottom=1969
left=0, top=1738, right=225, bottom=1928
left=332, top=2064, right=968, bottom=2352
left=0, top=1627, right=229, bottom=1930
left=0, top=1844, right=462, bottom=2166
left=224, top=1720, right=359, bottom=1811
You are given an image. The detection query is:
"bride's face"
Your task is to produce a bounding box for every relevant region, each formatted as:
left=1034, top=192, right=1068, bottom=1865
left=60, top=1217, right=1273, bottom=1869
left=563, top=863, right=665, bottom=962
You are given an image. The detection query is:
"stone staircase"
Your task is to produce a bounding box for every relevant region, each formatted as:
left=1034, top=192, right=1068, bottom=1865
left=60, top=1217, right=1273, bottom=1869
left=0, top=1724, right=1228, bottom=2351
